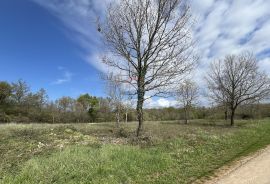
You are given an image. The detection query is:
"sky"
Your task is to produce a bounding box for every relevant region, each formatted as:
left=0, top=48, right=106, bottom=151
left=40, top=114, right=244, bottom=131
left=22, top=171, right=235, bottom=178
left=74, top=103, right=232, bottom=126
left=0, top=0, right=270, bottom=107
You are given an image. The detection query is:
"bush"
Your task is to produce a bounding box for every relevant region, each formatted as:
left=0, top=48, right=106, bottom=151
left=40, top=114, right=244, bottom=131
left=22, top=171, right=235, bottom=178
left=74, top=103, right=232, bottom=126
left=13, top=115, right=30, bottom=123
left=115, top=127, right=130, bottom=138
left=0, top=112, right=11, bottom=123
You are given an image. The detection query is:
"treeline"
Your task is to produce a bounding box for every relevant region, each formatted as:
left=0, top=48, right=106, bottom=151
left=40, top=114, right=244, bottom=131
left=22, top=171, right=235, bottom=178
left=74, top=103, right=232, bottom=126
left=1, top=79, right=270, bottom=124
left=144, top=105, right=270, bottom=122
left=0, top=80, right=113, bottom=123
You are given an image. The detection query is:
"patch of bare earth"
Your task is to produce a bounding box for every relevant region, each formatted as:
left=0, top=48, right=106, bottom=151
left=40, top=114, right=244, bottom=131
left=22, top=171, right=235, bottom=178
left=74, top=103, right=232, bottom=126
left=195, top=145, right=270, bottom=184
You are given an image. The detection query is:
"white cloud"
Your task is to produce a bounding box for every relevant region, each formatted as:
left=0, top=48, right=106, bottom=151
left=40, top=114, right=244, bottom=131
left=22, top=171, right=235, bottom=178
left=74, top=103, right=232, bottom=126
left=191, top=0, right=270, bottom=105
left=31, top=0, right=112, bottom=70
left=52, top=67, right=73, bottom=85
left=145, top=98, right=178, bottom=108
left=31, top=0, right=270, bottom=106
left=85, top=53, right=108, bottom=73
left=258, top=58, right=270, bottom=76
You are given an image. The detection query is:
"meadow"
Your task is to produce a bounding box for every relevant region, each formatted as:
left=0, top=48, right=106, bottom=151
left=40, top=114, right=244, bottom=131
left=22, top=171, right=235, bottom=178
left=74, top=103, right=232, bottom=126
left=1, top=119, right=270, bottom=184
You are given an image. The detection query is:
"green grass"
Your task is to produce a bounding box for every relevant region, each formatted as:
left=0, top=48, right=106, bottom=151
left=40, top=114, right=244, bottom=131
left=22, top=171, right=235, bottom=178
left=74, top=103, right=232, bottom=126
left=1, top=119, right=270, bottom=183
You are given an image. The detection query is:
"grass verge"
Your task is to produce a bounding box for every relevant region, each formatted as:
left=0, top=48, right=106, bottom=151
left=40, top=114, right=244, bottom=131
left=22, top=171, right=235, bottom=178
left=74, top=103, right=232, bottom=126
left=1, top=119, right=270, bottom=183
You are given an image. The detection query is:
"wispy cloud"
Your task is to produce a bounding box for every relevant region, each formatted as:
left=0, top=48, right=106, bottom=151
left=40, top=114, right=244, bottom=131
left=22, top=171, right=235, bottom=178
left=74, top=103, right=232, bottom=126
left=52, top=66, right=73, bottom=85
left=31, top=0, right=111, bottom=72
left=189, top=0, right=270, bottom=105
left=32, top=0, right=270, bottom=105
left=31, top=0, right=270, bottom=72
left=191, top=0, right=270, bottom=66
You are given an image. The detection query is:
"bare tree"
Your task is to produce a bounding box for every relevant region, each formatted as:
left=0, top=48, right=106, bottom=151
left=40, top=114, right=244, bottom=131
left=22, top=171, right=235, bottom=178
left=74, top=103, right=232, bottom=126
left=100, top=0, right=196, bottom=136
left=206, top=52, right=270, bottom=126
left=176, top=80, right=198, bottom=124
left=106, top=74, right=125, bottom=128
left=12, top=79, right=30, bottom=105
left=123, top=96, right=133, bottom=123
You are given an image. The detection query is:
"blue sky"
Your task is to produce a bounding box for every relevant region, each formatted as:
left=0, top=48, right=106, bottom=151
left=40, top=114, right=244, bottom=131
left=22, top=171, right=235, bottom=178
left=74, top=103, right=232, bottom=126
left=0, top=0, right=105, bottom=100
left=0, top=0, right=270, bottom=107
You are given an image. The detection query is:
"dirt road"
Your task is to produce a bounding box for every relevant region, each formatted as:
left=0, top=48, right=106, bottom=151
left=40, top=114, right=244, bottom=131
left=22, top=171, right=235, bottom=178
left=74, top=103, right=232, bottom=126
left=207, top=146, right=270, bottom=184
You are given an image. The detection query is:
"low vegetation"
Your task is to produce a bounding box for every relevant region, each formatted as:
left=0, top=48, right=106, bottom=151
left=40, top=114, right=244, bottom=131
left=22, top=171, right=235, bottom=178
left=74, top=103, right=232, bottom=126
left=1, top=119, right=270, bottom=183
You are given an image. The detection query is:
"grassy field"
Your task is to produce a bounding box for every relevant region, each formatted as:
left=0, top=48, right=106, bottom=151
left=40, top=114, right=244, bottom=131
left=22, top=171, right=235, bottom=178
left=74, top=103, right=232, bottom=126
left=1, top=119, right=270, bottom=183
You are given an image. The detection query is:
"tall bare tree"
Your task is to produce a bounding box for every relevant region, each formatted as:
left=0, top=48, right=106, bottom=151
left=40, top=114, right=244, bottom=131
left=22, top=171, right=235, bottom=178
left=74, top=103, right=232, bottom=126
left=100, top=0, right=196, bottom=136
left=176, top=79, right=198, bottom=124
left=206, top=52, right=270, bottom=126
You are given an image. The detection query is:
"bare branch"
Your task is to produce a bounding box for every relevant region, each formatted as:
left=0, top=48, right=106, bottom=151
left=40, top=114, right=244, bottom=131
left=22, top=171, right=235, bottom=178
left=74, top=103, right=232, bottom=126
left=100, top=0, right=196, bottom=136
left=206, top=52, right=270, bottom=125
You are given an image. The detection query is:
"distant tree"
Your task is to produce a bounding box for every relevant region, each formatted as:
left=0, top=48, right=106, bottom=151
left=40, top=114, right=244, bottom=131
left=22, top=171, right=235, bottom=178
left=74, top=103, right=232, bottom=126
left=47, top=101, right=58, bottom=123
left=55, top=97, right=76, bottom=122
left=123, top=96, right=133, bottom=123
left=35, top=88, right=48, bottom=111
left=74, top=101, right=85, bottom=122
left=97, top=97, right=115, bottom=122
left=176, top=80, right=198, bottom=124
left=77, top=94, right=93, bottom=111
left=87, top=97, right=99, bottom=122
left=206, top=52, right=270, bottom=126
left=24, top=92, right=39, bottom=110
left=100, top=0, right=196, bottom=136
left=18, top=89, right=49, bottom=122
left=56, top=96, right=74, bottom=112
left=77, top=94, right=99, bottom=122
left=0, top=81, right=12, bottom=105
left=11, top=79, right=30, bottom=105
left=105, top=74, right=126, bottom=128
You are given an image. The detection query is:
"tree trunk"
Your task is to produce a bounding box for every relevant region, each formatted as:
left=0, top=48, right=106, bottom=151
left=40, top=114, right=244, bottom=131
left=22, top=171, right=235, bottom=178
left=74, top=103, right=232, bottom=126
left=224, top=109, right=228, bottom=120
left=116, top=111, right=120, bottom=128
left=136, top=88, right=144, bottom=137
left=125, top=112, right=128, bottom=123
left=184, top=107, right=188, bottom=124
left=230, top=109, right=235, bottom=126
